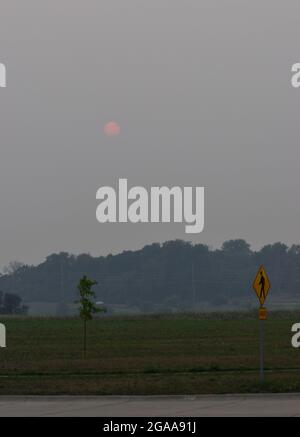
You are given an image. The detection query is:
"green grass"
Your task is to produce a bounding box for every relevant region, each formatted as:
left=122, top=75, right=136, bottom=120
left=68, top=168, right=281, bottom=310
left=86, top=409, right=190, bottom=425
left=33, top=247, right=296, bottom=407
left=0, top=311, right=300, bottom=395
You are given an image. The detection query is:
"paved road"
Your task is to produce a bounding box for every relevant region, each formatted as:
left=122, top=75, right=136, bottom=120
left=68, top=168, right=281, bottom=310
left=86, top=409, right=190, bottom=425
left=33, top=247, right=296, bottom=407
left=0, top=394, right=299, bottom=417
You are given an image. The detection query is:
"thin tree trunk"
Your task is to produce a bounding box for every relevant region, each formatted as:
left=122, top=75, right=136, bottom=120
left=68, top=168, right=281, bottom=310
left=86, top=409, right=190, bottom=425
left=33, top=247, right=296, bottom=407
left=83, top=319, right=87, bottom=358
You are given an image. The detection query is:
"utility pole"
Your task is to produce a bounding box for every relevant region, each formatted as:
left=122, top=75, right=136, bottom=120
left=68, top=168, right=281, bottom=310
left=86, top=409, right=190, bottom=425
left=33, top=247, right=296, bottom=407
left=192, top=261, right=196, bottom=307
left=60, top=259, right=65, bottom=303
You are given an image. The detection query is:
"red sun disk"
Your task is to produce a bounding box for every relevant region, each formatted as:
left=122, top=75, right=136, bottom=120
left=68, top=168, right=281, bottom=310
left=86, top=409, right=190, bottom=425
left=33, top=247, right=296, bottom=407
left=104, top=121, right=121, bottom=136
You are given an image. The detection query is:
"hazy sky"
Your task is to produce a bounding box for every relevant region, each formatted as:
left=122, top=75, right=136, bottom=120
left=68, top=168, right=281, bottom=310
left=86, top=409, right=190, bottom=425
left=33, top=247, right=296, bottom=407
left=0, top=1, right=299, bottom=267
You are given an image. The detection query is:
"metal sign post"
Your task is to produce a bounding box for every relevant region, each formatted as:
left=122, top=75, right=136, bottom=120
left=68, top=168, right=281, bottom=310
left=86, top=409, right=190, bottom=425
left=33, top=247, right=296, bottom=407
left=259, top=312, right=265, bottom=383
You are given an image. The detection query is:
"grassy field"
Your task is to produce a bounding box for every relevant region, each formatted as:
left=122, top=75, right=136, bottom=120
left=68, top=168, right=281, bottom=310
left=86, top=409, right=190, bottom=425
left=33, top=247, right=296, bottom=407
left=0, top=311, right=300, bottom=395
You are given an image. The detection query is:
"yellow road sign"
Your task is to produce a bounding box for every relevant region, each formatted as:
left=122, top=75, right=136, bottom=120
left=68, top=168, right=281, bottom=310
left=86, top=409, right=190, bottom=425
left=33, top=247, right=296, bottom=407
left=252, top=265, right=270, bottom=306
left=259, top=307, right=267, bottom=320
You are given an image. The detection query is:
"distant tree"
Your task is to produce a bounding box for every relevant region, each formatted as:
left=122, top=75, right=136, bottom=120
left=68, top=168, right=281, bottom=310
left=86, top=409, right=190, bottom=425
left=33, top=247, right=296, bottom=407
left=3, top=261, right=24, bottom=275
left=222, top=239, right=251, bottom=255
left=0, top=292, right=28, bottom=315
left=77, top=275, right=105, bottom=358
left=2, top=261, right=26, bottom=296
left=4, top=292, right=21, bottom=312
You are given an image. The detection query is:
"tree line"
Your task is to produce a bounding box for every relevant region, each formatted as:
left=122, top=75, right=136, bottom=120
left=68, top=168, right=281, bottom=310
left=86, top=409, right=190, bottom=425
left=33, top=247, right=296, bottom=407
left=0, top=239, right=299, bottom=311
